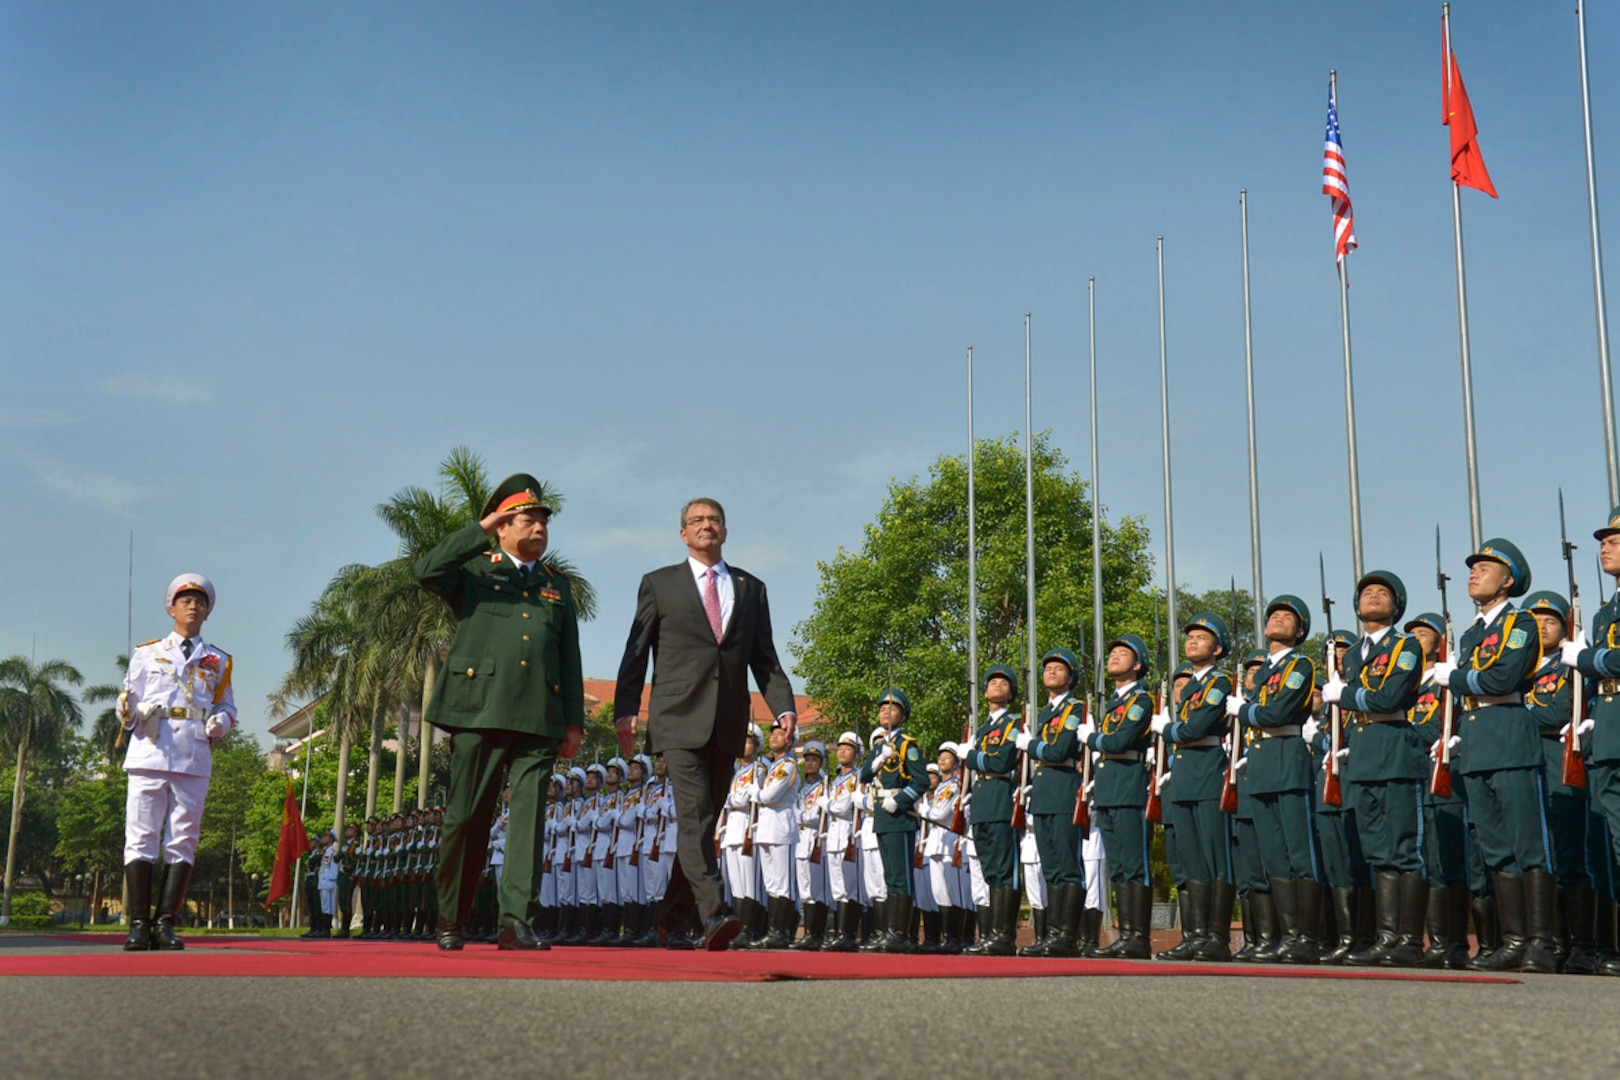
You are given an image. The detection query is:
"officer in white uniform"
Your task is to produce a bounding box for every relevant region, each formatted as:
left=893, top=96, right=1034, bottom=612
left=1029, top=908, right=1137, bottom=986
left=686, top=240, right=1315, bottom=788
left=119, top=573, right=235, bottom=952
left=750, top=722, right=801, bottom=948
left=822, top=731, right=864, bottom=951
left=1020, top=783, right=1048, bottom=947
left=537, top=775, right=564, bottom=940
left=575, top=764, right=604, bottom=940
left=557, top=767, right=586, bottom=943
left=612, top=754, right=650, bottom=945
left=791, top=741, right=832, bottom=950
left=638, top=753, right=677, bottom=944
left=318, top=830, right=340, bottom=927
left=721, top=725, right=766, bottom=946
left=925, top=744, right=968, bottom=953
left=913, top=766, right=942, bottom=952
left=590, top=758, right=626, bottom=944
left=856, top=729, right=888, bottom=945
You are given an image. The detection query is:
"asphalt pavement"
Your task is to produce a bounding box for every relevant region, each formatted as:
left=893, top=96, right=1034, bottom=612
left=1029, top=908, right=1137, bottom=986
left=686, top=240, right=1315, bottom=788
left=3, top=935, right=1616, bottom=1079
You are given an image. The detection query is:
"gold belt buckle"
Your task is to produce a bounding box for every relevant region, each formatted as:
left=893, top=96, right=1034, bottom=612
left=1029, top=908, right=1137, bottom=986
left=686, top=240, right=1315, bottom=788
left=1599, top=680, right=1620, bottom=696
left=167, top=706, right=189, bottom=719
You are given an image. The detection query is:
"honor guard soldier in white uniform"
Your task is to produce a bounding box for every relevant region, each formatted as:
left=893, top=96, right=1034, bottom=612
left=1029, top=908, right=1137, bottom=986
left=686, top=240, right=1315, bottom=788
left=822, top=731, right=865, bottom=951
left=537, top=774, right=565, bottom=942
left=750, top=721, right=802, bottom=948
left=638, top=753, right=678, bottom=946
left=613, top=754, right=652, bottom=945
left=557, top=767, right=586, bottom=944
left=574, top=763, right=605, bottom=943
left=119, top=573, right=236, bottom=952
left=721, top=725, right=767, bottom=946
left=924, top=744, right=968, bottom=953
left=856, top=728, right=889, bottom=945
left=591, top=759, right=626, bottom=944
left=792, top=741, right=833, bottom=950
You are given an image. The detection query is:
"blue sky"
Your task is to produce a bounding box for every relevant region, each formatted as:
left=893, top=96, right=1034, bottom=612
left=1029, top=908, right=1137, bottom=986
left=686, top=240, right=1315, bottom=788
left=3, top=1, right=1617, bottom=741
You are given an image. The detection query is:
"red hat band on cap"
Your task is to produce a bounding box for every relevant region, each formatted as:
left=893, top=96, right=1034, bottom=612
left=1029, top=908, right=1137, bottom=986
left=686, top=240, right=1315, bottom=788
left=496, top=490, right=544, bottom=514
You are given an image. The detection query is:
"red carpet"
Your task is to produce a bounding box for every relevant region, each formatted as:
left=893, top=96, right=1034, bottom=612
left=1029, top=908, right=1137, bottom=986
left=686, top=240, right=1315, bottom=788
left=3, top=935, right=1519, bottom=983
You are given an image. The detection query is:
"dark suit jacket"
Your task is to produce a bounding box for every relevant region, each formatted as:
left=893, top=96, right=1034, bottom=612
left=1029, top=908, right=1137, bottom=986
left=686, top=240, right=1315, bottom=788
left=614, top=561, right=796, bottom=757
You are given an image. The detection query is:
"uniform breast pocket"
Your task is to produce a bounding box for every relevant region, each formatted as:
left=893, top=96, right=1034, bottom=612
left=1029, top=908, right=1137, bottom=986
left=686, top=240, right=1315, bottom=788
left=468, top=580, right=513, bottom=616
left=446, top=657, right=496, bottom=711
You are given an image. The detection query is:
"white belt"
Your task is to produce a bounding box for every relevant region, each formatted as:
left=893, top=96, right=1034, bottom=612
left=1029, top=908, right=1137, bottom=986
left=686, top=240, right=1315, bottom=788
left=1258, top=725, right=1302, bottom=739
left=166, top=707, right=207, bottom=721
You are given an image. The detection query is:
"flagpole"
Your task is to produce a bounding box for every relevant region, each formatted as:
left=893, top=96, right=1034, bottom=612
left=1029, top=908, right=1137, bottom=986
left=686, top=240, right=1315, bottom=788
left=966, top=345, right=979, bottom=735
left=1240, top=190, right=1264, bottom=634
left=1024, top=313, right=1039, bottom=722
left=1158, top=238, right=1179, bottom=668
left=1578, top=0, right=1618, bottom=505
left=1089, top=278, right=1105, bottom=695
left=1332, top=70, right=1365, bottom=583
left=1445, top=6, right=1484, bottom=552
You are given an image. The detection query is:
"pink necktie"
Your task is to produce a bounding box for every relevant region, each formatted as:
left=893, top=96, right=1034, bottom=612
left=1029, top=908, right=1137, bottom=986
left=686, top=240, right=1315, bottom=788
left=703, top=568, right=724, bottom=642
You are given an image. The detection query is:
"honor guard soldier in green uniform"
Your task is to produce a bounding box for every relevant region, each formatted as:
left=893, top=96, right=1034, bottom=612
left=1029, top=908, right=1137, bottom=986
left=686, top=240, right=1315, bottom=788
left=1013, top=648, right=1086, bottom=957
left=1562, top=507, right=1620, bottom=977
left=1524, top=590, right=1600, bottom=974
left=414, top=473, right=586, bottom=951
left=1326, top=572, right=1429, bottom=968
left=1152, top=614, right=1237, bottom=962
left=961, top=665, right=1023, bottom=955
left=1312, top=629, right=1367, bottom=965
left=858, top=688, right=929, bottom=953
left=1405, top=612, right=1472, bottom=969
left=1226, top=595, right=1321, bottom=964
left=336, top=822, right=359, bottom=938
left=1431, top=538, right=1555, bottom=973
left=1230, top=649, right=1276, bottom=961
left=1090, top=633, right=1156, bottom=960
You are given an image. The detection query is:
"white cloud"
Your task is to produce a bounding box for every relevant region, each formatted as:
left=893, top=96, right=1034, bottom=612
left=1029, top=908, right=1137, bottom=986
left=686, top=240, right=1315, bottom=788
left=28, top=456, right=154, bottom=511
left=98, top=373, right=214, bottom=405
left=0, top=409, right=75, bottom=429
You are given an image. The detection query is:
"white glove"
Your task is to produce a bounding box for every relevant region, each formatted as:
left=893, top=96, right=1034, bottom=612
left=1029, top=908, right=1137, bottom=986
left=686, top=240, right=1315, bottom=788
left=747, top=789, right=759, bottom=805
left=1017, top=785, right=1031, bottom=804
left=1321, top=680, right=1345, bottom=705
left=1561, top=637, right=1586, bottom=667
left=1428, top=734, right=1461, bottom=759
left=1149, top=713, right=1170, bottom=736
left=1432, top=660, right=1458, bottom=685
left=1302, top=718, right=1321, bottom=744
left=1077, top=722, right=1096, bottom=742
left=1232, top=756, right=1248, bottom=773
left=1334, top=747, right=1350, bottom=762
left=1082, top=780, right=1095, bottom=799
left=1578, top=717, right=1596, bottom=736
left=1013, top=730, right=1034, bottom=751
left=205, top=714, right=229, bottom=740
left=961, top=792, right=972, bottom=811
left=1158, top=770, right=1172, bottom=789
left=882, top=796, right=899, bottom=815
left=1224, top=695, right=1243, bottom=718
left=874, top=742, right=896, bottom=765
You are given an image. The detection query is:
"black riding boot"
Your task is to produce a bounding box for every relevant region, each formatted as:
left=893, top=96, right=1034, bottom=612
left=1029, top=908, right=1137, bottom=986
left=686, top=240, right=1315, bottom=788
left=1157, top=883, right=1204, bottom=961
left=1287, top=877, right=1322, bottom=964
left=1418, top=884, right=1451, bottom=968
left=1232, top=893, right=1258, bottom=961
left=1323, top=887, right=1359, bottom=965
left=1256, top=880, right=1295, bottom=964
left=1080, top=906, right=1104, bottom=957
left=1348, top=873, right=1402, bottom=966
left=151, top=862, right=193, bottom=951
left=1521, top=869, right=1559, bottom=974
left=883, top=894, right=917, bottom=953
left=123, top=861, right=155, bottom=952
left=859, top=898, right=891, bottom=952
left=1198, top=881, right=1236, bottom=962
left=1382, top=872, right=1429, bottom=967
left=919, top=908, right=944, bottom=953
left=1563, top=883, right=1599, bottom=975
left=1472, top=874, right=1528, bottom=971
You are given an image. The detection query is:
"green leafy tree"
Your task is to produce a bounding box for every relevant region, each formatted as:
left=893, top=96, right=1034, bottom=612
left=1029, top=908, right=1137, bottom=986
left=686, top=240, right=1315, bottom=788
left=80, top=656, right=130, bottom=769
left=791, top=433, right=1158, bottom=756
left=0, top=656, right=83, bottom=922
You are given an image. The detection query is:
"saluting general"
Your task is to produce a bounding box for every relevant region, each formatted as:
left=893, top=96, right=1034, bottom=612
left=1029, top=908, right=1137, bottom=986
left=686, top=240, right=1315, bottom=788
left=414, top=473, right=585, bottom=951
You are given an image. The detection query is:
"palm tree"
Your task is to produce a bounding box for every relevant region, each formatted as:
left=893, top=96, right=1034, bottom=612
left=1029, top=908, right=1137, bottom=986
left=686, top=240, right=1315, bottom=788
left=82, top=656, right=131, bottom=769
left=0, top=656, right=84, bottom=924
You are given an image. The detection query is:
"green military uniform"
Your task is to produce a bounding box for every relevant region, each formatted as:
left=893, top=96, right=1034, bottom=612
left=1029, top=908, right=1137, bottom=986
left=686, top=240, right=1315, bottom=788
left=414, top=473, right=585, bottom=950
left=961, top=665, right=1024, bottom=957
left=1018, top=648, right=1086, bottom=958
left=1314, top=630, right=1371, bottom=966
left=857, top=688, right=928, bottom=952
left=1439, top=538, right=1554, bottom=973
left=1090, top=633, right=1155, bottom=960
left=1231, top=650, right=1278, bottom=962
left=1569, top=507, right=1620, bottom=976
left=335, top=828, right=358, bottom=938
left=1159, top=614, right=1237, bottom=963
left=1523, top=591, right=1599, bottom=974
left=1233, top=595, right=1320, bottom=964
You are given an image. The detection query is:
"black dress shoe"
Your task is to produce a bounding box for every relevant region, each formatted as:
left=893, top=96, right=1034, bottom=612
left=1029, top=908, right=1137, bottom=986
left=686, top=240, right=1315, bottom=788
left=437, top=922, right=465, bottom=951
left=703, top=914, right=742, bottom=952
left=498, top=921, right=548, bottom=951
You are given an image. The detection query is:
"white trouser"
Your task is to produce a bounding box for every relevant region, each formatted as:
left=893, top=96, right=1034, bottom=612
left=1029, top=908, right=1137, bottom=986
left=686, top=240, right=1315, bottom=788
left=557, top=862, right=576, bottom=905
left=830, top=851, right=859, bottom=903
left=539, top=867, right=556, bottom=907
left=642, top=852, right=673, bottom=903
left=576, top=858, right=599, bottom=904
left=929, top=855, right=963, bottom=908
left=968, top=851, right=989, bottom=906
left=596, top=860, right=617, bottom=905
left=913, top=859, right=938, bottom=912
left=795, top=853, right=831, bottom=905
left=723, top=846, right=762, bottom=904
left=1083, top=827, right=1108, bottom=911
left=319, top=886, right=336, bottom=915
left=860, top=845, right=886, bottom=904
left=758, top=843, right=794, bottom=900
left=1023, top=850, right=1047, bottom=910
left=616, top=856, right=639, bottom=905
left=124, top=769, right=209, bottom=865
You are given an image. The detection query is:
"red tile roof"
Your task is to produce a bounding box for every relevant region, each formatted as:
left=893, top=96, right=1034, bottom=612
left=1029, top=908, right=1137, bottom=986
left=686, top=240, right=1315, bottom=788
left=582, top=679, right=828, bottom=727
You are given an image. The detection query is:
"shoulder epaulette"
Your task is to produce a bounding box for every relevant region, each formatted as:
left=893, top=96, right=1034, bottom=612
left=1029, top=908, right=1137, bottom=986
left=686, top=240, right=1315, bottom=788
left=543, top=562, right=569, bottom=580
left=137, top=638, right=162, bottom=649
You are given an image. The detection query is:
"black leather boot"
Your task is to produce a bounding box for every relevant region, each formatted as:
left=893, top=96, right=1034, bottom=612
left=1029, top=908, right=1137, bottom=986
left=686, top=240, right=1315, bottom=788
left=1232, top=893, right=1259, bottom=962
left=1597, top=895, right=1620, bottom=976
left=1382, top=872, right=1429, bottom=967
left=792, top=901, right=828, bottom=950
left=973, top=904, right=990, bottom=947
left=1094, top=886, right=1134, bottom=959
left=825, top=901, right=858, bottom=952
left=1471, top=893, right=1500, bottom=964
left=1286, top=877, right=1322, bottom=964
left=1029, top=905, right=1050, bottom=952
left=859, top=898, right=891, bottom=952
left=1080, top=906, right=1104, bottom=957
left=1197, top=881, right=1236, bottom=962
left=1043, top=884, right=1084, bottom=958
left=884, top=894, right=917, bottom=953
left=1521, top=869, right=1559, bottom=974
left=1418, top=884, right=1451, bottom=968
left=123, top=861, right=155, bottom=952
left=753, top=896, right=793, bottom=949
left=1349, top=873, right=1402, bottom=966
left=1255, top=879, right=1294, bottom=964
left=1441, top=885, right=1471, bottom=969
left=1353, top=882, right=1377, bottom=955
left=151, top=862, right=193, bottom=951
left=1472, top=874, right=1528, bottom=971
left=940, top=906, right=965, bottom=954
left=1323, top=887, right=1359, bottom=965
left=1562, top=883, right=1599, bottom=975
left=1157, top=883, right=1204, bottom=961
left=919, top=908, right=944, bottom=953
left=966, top=888, right=1015, bottom=956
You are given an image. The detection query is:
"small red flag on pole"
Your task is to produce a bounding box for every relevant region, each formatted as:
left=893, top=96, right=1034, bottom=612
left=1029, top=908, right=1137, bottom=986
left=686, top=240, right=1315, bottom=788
left=267, top=778, right=309, bottom=906
left=1443, top=18, right=1498, bottom=198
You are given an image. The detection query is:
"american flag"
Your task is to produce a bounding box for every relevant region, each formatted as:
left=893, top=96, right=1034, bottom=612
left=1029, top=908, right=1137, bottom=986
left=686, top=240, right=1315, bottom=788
left=1322, top=88, right=1357, bottom=262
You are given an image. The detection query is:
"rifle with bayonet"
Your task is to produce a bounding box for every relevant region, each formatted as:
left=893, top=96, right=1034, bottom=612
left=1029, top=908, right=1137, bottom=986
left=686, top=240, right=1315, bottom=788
left=1560, top=491, right=1590, bottom=790
left=808, top=769, right=829, bottom=865
left=1429, top=526, right=1457, bottom=799
left=1220, top=577, right=1242, bottom=814
left=741, top=759, right=763, bottom=857
left=1320, top=554, right=1344, bottom=808
left=1145, top=595, right=1165, bottom=823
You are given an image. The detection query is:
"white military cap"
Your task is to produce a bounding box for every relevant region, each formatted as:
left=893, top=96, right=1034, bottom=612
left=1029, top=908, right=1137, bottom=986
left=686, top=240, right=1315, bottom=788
left=802, top=740, right=826, bottom=759
left=166, top=573, right=215, bottom=610
left=837, top=730, right=861, bottom=749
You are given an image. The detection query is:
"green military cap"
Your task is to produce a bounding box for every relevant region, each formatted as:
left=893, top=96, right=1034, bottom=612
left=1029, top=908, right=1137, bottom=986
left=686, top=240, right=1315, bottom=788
left=1522, top=590, right=1570, bottom=625
left=1040, top=647, right=1081, bottom=686
left=1182, top=612, right=1230, bottom=657
left=1403, top=611, right=1444, bottom=636
left=482, top=473, right=554, bottom=519
left=1595, top=507, right=1620, bottom=541
left=1265, top=595, right=1312, bottom=641
left=1327, top=629, right=1359, bottom=651
left=1355, top=570, right=1407, bottom=621
left=877, top=687, right=911, bottom=717
left=1172, top=660, right=1195, bottom=679
left=1106, top=633, right=1151, bottom=679
left=1466, top=538, right=1531, bottom=597
left=1243, top=647, right=1268, bottom=668
left=983, top=664, right=1020, bottom=699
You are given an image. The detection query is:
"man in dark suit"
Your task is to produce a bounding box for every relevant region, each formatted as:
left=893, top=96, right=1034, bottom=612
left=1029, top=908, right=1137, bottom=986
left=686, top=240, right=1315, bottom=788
left=615, top=497, right=798, bottom=951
